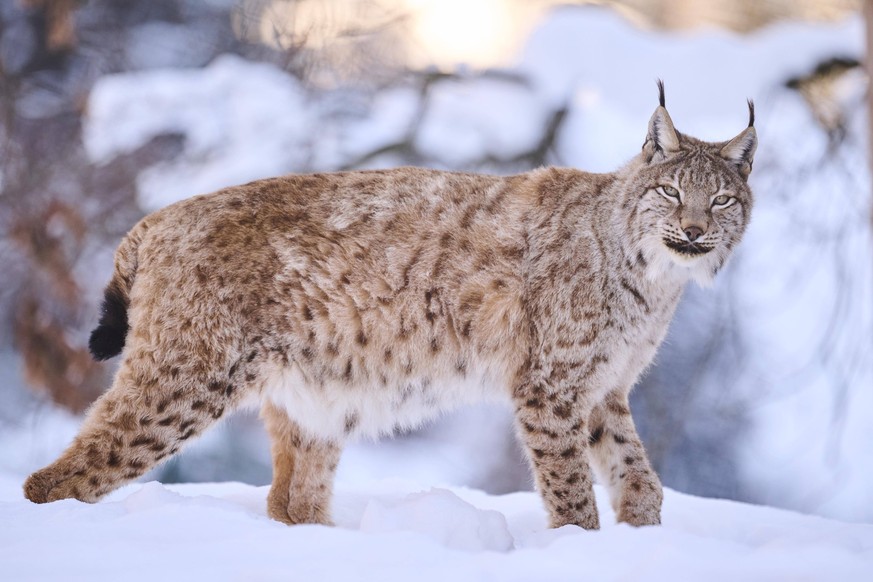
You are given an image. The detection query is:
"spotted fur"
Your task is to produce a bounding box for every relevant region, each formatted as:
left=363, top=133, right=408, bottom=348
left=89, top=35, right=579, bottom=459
left=24, top=88, right=756, bottom=529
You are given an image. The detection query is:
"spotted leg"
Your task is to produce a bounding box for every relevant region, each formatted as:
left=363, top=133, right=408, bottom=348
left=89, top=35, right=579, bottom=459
left=587, top=390, right=663, bottom=526
left=261, top=402, right=341, bottom=526
left=513, top=368, right=600, bottom=529
left=23, top=340, right=242, bottom=504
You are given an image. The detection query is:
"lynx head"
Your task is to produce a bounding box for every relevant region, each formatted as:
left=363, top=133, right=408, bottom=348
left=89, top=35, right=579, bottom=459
left=626, top=81, right=756, bottom=286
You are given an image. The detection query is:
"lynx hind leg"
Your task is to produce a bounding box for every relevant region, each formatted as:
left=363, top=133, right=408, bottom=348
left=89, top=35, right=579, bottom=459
left=24, top=348, right=244, bottom=504
left=587, top=392, right=663, bottom=526
left=261, top=402, right=341, bottom=526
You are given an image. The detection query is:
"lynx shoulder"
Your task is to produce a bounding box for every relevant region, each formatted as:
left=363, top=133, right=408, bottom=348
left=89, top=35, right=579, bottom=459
left=25, top=84, right=757, bottom=530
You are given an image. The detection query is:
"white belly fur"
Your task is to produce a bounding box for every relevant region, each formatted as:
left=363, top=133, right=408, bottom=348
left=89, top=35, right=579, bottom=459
left=258, top=361, right=510, bottom=441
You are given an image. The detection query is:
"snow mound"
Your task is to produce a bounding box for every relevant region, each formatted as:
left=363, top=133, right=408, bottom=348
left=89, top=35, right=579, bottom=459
left=2, top=477, right=871, bottom=581
left=360, top=488, right=513, bottom=552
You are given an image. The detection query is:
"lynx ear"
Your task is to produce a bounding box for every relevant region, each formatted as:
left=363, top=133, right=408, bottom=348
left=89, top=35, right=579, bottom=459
left=642, top=81, right=679, bottom=162
left=720, top=101, right=757, bottom=179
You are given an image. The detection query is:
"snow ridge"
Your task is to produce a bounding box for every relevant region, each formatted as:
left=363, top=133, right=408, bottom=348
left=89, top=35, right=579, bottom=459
left=2, top=478, right=871, bottom=581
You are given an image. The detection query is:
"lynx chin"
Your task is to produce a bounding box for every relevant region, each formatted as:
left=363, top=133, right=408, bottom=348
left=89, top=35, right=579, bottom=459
left=25, top=83, right=757, bottom=530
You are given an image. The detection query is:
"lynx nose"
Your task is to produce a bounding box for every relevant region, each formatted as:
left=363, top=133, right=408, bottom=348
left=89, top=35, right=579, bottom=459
left=683, top=226, right=704, bottom=242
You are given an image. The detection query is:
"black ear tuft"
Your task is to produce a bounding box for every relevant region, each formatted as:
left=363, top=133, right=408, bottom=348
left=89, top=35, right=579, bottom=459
left=657, top=79, right=665, bottom=108
left=747, top=99, right=755, bottom=128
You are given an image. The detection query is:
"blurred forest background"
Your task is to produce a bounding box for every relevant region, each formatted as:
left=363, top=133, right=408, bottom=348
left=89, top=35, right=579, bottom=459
left=1, top=0, right=871, bottom=523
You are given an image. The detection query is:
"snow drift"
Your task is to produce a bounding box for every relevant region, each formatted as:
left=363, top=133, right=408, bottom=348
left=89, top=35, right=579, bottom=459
left=2, top=477, right=871, bottom=581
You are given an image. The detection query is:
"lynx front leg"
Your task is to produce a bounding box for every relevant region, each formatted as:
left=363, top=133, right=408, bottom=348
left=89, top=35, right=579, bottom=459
left=514, top=380, right=599, bottom=530
left=24, top=348, right=242, bottom=504
left=261, top=402, right=341, bottom=526
left=587, top=391, right=663, bottom=526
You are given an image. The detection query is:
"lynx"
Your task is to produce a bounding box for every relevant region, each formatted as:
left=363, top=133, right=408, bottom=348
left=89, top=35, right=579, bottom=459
left=24, top=84, right=756, bottom=529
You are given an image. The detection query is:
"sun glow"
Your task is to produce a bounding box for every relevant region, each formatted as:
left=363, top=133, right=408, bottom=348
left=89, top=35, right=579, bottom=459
left=245, top=0, right=550, bottom=71
left=403, top=0, right=521, bottom=69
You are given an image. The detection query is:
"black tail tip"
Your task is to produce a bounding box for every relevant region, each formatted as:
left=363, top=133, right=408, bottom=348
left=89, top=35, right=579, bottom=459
left=89, top=325, right=125, bottom=361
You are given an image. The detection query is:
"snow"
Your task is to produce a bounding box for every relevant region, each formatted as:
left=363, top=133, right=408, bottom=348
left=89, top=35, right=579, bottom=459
left=84, top=54, right=314, bottom=209
left=519, top=7, right=864, bottom=170
left=415, top=75, right=549, bottom=165
left=359, top=488, right=514, bottom=552
left=339, top=86, right=421, bottom=160
left=2, top=477, right=871, bottom=580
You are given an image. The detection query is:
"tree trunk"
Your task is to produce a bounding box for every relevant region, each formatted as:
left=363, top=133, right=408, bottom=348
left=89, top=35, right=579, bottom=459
left=866, top=0, right=873, bottom=214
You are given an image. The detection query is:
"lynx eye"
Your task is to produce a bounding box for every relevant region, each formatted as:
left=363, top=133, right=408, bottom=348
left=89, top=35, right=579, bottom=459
left=658, top=185, right=680, bottom=200
left=712, top=194, right=733, bottom=208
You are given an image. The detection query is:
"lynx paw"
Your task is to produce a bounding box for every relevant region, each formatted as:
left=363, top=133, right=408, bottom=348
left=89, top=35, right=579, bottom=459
left=267, top=501, right=333, bottom=526
left=266, top=481, right=333, bottom=525
left=24, top=465, right=98, bottom=504
left=23, top=469, right=56, bottom=503
left=616, top=474, right=663, bottom=527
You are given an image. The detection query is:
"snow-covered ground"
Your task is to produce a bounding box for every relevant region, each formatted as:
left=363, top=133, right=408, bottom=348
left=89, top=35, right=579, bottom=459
left=2, top=477, right=871, bottom=581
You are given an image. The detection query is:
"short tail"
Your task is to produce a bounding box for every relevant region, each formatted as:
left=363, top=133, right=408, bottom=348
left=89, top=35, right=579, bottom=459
left=88, top=280, right=129, bottom=360
left=89, top=221, right=147, bottom=361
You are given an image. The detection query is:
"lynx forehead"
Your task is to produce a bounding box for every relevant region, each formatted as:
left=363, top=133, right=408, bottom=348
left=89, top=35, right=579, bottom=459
left=25, top=83, right=756, bottom=531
